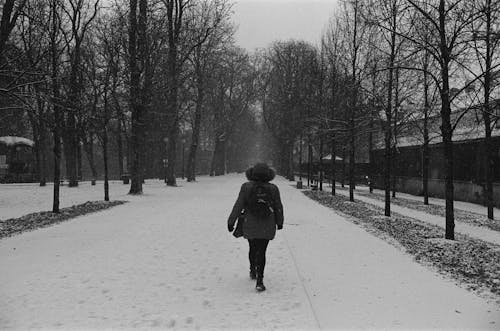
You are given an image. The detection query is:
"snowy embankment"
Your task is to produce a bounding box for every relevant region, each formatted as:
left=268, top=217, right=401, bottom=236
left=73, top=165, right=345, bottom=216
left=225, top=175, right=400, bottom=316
left=1, top=175, right=499, bottom=330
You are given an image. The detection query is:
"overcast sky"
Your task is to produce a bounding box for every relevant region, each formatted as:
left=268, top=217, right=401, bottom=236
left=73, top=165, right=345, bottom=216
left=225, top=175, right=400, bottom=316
left=232, top=0, right=338, bottom=51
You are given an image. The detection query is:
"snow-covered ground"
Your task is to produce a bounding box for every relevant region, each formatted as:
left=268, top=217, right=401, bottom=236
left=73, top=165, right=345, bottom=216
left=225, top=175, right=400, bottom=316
left=1, top=175, right=499, bottom=330
left=0, top=180, right=132, bottom=220
left=335, top=189, right=500, bottom=246
left=345, top=184, right=500, bottom=218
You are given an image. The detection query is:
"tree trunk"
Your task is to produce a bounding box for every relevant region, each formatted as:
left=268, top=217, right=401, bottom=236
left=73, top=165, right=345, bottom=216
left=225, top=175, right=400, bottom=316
left=128, top=0, right=143, bottom=194
left=186, top=127, right=200, bottom=181
left=64, top=123, right=78, bottom=187
left=116, top=123, right=124, bottom=178
left=422, top=66, right=430, bottom=205
left=484, top=123, right=494, bottom=219
left=166, top=119, right=179, bottom=185
left=288, top=143, right=295, bottom=181
left=368, top=115, right=374, bottom=193
left=331, top=136, right=336, bottom=195
left=319, top=135, right=324, bottom=191
left=33, top=129, right=42, bottom=185
left=66, top=52, right=81, bottom=187
left=307, top=141, right=312, bottom=187
left=39, top=130, right=47, bottom=186
left=165, top=0, right=181, bottom=187
left=392, top=146, right=397, bottom=198
left=212, top=135, right=226, bottom=176
left=103, top=128, right=109, bottom=201
left=349, top=120, right=355, bottom=202
left=438, top=0, right=454, bottom=239
left=392, top=66, right=400, bottom=199
left=348, top=74, right=356, bottom=200
left=483, top=0, right=494, bottom=220
left=51, top=0, right=61, bottom=213
left=280, top=142, right=293, bottom=180
left=298, top=135, right=303, bottom=181
left=422, top=125, right=430, bottom=205
left=384, top=2, right=397, bottom=216
left=77, top=143, right=83, bottom=181
left=84, top=137, right=97, bottom=185
left=384, top=124, right=392, bottom=216
left=341, top=147, right=345, bottom=188
left=187, top=62, right=204, bottom=182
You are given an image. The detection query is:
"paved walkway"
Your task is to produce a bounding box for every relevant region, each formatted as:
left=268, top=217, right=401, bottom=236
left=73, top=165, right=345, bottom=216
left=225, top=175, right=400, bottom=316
left=335, top=189, right=500, bottom=246
left=1, top=175, right=499, bottom=329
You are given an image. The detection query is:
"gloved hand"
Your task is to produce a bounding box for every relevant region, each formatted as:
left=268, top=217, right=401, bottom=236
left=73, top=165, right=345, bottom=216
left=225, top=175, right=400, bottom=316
left=228, top=223, right=234, bottom=232
left=277, top=224, right=283, bottom=230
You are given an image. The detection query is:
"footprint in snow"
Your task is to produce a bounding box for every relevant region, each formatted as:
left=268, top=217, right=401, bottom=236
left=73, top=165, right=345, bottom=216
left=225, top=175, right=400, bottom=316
left=167, top=319, right=176, bottom=328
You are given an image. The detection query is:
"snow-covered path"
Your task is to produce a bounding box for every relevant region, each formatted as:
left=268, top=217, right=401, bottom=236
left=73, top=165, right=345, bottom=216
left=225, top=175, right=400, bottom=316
left=1, top=175, right=499, bottom=330
left=335, top=189, right=500, bottom=246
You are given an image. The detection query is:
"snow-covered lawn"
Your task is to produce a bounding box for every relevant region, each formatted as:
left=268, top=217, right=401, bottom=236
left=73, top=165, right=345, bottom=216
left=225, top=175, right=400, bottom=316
left=1, top=175, right=499, bottom=329
left=0, top=181, right=132, bottom=220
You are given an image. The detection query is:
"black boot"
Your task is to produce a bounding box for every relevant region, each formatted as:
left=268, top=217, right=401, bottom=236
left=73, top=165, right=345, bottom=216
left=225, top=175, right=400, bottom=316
left=256, top=277, right=266, bottom=292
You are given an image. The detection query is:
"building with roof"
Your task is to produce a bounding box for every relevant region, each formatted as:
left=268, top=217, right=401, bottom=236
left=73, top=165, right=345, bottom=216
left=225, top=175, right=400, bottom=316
left=0, top=136, right=35, bottom=183
left=368, top=108, right=500, bottom=207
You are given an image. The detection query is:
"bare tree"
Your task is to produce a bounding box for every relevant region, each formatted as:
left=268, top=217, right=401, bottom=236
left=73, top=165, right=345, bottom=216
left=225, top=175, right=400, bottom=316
left=468, top=0, right=500, bottom=219
left=336, top=0, right=373, bottom=202
left=261, top=40, right=319, bottom=180
left=17, top=0, right=52, bottom=186
left=128, top=0, right=149, bottom=194
left=405, top=0, right=482, bottom=239
left=58, top=0, right=99, bottom=187
left=364, top=0, right=411, bottom=215
left=185, top=0, right=233, bottom=182
left=50, top=0, right=63, bottom=212
left=209, top=47, right=256, bottom=176
left=0, top=0, right=26, bottom=62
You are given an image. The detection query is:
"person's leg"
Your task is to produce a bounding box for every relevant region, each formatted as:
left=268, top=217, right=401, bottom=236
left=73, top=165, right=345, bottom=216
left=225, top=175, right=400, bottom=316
left=255, top=239, right=269, bottom=291
left=255, top=239, right=269, bottom=278
left=248, top=239, right=257, bottom=279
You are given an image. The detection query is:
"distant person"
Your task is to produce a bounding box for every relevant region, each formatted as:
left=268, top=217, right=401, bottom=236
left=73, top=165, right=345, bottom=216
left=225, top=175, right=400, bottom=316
left=227, top=163, right=284, bottom=292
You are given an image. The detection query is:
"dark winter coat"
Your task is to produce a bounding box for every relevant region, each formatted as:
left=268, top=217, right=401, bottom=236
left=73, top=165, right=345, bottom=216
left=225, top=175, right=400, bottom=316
left=227, top=164, right=284, bottom=240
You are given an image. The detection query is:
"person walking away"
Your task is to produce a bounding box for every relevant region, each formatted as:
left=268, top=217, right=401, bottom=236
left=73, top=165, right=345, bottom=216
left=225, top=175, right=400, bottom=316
left=227, top=163, right=284, bottom=292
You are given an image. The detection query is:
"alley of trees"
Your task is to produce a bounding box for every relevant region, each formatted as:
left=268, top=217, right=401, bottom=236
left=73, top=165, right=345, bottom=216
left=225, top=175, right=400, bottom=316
left=1, top=0, right=499, bottom=240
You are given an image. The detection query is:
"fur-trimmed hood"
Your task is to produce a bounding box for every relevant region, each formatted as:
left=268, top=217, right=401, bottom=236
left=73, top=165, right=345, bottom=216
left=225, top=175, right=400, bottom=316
left=245, top=163, right=276, bottom=182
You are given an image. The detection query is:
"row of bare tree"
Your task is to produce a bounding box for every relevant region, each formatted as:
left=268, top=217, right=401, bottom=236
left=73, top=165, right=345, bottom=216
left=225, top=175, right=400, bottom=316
left=0, top=0, right=258, bottom=211
left=258, top=0, right=499, bottom=240
left=1, top=0, right=498, bottom=240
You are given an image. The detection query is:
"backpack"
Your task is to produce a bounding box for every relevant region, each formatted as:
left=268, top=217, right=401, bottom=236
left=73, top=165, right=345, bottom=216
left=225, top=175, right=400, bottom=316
left=247, top=183, right=274, bottom=218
